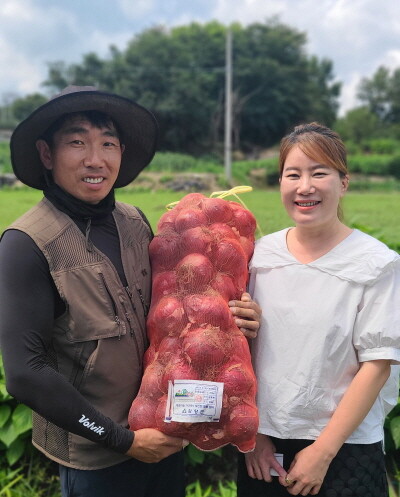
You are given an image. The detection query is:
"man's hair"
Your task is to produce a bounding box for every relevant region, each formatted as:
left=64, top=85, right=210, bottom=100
left=40, top=110, right=124, bottom=148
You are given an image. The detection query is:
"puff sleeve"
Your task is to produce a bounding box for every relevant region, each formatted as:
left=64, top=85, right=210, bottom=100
left=353, top=259, right=400, bottom=364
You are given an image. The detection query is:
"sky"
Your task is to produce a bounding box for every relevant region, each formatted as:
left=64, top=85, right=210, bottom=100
left=1, top=0, right=400, bottom=116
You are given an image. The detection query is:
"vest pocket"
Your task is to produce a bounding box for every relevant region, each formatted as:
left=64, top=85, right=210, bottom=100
left=56, top=265, right=127, bottom=342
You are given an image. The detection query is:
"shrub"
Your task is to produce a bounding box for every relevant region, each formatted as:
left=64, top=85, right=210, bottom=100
left=149, top=152, right=220, bottom=173
left=0, top=450, right=60, bottom=497
left=0, top=142, right=12, bottom=174
left=362, top=138, right=400, bottom=155
left=347, top=155, right=392, bottom=175
left=344, top=140, right=362, bottom=155
left=388, top=155, right=400, bottom=179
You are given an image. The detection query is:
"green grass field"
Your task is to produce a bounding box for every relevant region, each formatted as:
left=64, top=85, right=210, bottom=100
left=0, top=188, right=399, bottom=249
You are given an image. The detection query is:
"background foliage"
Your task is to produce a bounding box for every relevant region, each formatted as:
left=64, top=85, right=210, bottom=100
left=1, top=20, right=339, bottom=156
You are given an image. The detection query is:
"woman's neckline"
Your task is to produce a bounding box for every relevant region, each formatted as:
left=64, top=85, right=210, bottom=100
left=284, top=226, right=355, bottom=265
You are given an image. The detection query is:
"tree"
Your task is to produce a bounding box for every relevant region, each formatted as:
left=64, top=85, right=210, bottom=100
left=358, top=66, right=391, bottom=121
left=334, top=107, right=379, bottom=144
left=11, top=93, right=48, bottom=122
left=42, top=20, right=340, bottom=155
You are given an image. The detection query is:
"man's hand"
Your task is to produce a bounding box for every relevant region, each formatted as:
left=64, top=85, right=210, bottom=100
left=126, top=428, right=187, bottom=463
left=245, top=433, right=286, bottom=481
left=229, top=292, right=261, bottom=339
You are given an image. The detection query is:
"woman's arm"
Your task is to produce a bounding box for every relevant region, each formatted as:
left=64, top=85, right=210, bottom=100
left=282, top=359, right=391, bottom=496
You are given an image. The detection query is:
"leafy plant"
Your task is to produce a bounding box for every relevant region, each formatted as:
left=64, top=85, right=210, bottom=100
left=185, top=480, right=213, bottom=497
left=0, top=452, right=60, bottom=497
left=185, top=480, right=237, bottom=497
left=210, top=481, right=237, bottom=497
left=0, top=356, right=32, bottom=465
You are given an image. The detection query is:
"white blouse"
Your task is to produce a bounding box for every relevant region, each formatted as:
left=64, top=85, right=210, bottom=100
left=249, top=228, right=400, bottom=444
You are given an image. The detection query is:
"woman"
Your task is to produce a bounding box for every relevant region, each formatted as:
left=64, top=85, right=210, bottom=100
left=237, top=122, right=400, bottom=496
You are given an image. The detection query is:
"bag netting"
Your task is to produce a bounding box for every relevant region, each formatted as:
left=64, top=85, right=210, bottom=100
left=128, top=191, right=259, bottom=452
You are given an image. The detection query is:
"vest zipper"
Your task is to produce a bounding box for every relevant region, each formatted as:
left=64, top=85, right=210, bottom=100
left=99, top=273, right=121, bottom=336
left=120, top=298, right=134, bottom=338
left=120, top=296, right=141, bottom=364
left=134, top=283, right=149, bottom=317
left=125, top=286, right=136, bottom=310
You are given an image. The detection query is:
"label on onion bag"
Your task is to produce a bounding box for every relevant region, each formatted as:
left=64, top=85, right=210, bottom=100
left=165, top=379, right=224, bottom=423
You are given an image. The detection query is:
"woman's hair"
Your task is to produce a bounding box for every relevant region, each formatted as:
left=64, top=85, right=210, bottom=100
left=279, top=122, right=348, bottom=179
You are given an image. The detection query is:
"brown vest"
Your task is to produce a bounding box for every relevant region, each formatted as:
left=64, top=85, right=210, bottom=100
left=8, top=198, right=152, bottom=469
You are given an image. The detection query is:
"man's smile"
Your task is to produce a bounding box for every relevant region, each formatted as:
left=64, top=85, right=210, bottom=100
left=83, top=177, right=105, bottom=184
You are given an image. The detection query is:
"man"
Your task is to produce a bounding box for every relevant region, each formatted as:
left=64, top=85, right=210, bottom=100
left=0, top=86, right=260, bottom=497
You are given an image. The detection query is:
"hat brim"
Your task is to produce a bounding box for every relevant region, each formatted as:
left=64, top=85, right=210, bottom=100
left=10, top=90, right=158, bottom=189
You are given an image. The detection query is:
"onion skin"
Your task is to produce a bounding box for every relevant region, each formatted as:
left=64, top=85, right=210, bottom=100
left=226, top=402, right=259, bottom=449
left=239, top=235, right=255, bottom=262
left=160, top=356, right=199, bottom=393
left=128, top=397, right=158, bottom=431
left=210, top=273, right=240, bottom=302
left=208, top=223, right=239, bottom=241
left=137, top=361, right=164, bottom=400
left=183, top=294, right=233, bottom=329
left=176, top=254, right=215, bottom=293
left=202, top=197, right=233, bottom=223
left=175, top=208, right=208, bottom=233
left=182, top=326, right=231, bottom=371
left=181, top=226, right=213, bottom=256
left=157, top=336, right=182, bottom=365
left=143, top=345, right=157, bottom=369
left=157, top=209, right=178, bottom=233
left=151, top=271, right=178, bottom=303
left=228, top=202, right=257, bottom=237
left=149, top=234, right=181, bottom=271
left=147, top=296, right=187, bottom=345
left=175, top=193, right=206, bottom=210
left=216, top=361, right=256, bottom=398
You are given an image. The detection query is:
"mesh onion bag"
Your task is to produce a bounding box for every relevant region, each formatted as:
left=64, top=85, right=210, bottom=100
left=129, top=191, right=259, bottom=452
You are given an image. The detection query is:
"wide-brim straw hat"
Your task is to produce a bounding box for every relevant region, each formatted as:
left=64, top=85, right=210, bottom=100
left=10, top=85, right=158, bottom=189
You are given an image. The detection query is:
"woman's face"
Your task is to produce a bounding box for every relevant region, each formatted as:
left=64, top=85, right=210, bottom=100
left=280, top=145, right=348, bottom=229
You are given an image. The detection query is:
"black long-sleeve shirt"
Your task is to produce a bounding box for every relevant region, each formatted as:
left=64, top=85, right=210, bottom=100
left=0, top=213, right=145, bottom=454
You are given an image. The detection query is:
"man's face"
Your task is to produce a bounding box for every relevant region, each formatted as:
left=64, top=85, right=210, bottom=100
left=36, top=115, right=124, bottom=204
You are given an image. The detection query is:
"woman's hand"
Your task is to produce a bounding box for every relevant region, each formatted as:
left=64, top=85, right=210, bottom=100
left=245, top=433, right=286, bottom=481
left=280, top=360, right=391, bottom=495
left=229, top=292, right=261, bottom=339
left=279, top=443, right=332, bottom=496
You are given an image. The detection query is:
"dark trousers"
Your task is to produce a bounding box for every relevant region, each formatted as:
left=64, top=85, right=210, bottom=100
left=59, top=451, right=185, bottom=497
left=237, top=438, right=388, bottom=497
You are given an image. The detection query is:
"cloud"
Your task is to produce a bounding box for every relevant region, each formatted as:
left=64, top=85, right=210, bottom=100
left=338, top=72, right=364, bottom=116
left=1, top=0, right=400, bottom=117
left=208, top=0, right=400, bottom=114
left=117, top=0, right=155, bottom=19
left=0, top=0, right=133, bottom=98
left=0, top=39, right=42, bottom=99
left=382, top=50, right=400, bottom=71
